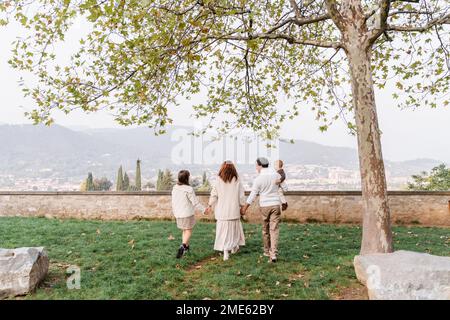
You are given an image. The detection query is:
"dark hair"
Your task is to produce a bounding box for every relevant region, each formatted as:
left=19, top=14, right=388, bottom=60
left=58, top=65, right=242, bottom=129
left=177, top=170, right=190, bottom=186
left=218, top=161, right=239, bottom=183
left=278, top=169, right=286, bottom=183
left=256, top=158, right=269, bottom=168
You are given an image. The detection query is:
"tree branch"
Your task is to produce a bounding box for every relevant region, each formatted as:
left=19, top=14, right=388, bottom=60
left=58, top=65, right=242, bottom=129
left=379, top=0, right=391, bottom=30
left=208, top=33, right=341, bottom=49
left=386, top=13, right=450, bottom=32
left=265, top=13, right=331, bottom=34
left=367, top=0, right=391, bottom=45
left=293, top=13, right=331, bottom=27
left=289, top=0, right=302, bottom=19
left=324, top=0, right=346, bottom=31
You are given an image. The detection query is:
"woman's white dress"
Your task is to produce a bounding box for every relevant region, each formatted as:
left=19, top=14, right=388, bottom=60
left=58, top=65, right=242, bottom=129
left=209, top=177, right=246, bottom=251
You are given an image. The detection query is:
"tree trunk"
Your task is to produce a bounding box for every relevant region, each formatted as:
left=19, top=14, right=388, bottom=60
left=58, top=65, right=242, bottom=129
left=346, top=39, right=394, bottom=254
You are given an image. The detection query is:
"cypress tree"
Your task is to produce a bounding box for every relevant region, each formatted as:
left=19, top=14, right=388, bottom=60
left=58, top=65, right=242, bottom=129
left=135, top=159, right=142, bottom=191
left=123, top=172, right=130, bottom=191
left=156, top=169, right=163, bottom=191
left=86, top=172, right=94, bottom=191
left=161, top=169, right=175, bottom=191
left=198, top=171, right=211, bottom=192
left=116, top=166, right=124, bottom=191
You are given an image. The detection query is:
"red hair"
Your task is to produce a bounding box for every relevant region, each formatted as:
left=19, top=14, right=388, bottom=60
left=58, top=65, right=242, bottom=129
left=218, top=161, right=238, bottom=183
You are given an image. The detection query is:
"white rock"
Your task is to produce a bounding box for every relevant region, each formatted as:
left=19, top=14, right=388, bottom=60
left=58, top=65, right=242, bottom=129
left=354, top=250, right=450, bottom=300
left=0, top=247, right=49, bottom=299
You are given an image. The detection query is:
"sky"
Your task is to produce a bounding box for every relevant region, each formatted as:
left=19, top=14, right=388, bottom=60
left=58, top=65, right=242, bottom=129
left=0, top=20, right=449, bottom=163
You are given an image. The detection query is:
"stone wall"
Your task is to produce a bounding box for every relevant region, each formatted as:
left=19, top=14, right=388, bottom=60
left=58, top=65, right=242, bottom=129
left=0, top=191, right=449, bottom=226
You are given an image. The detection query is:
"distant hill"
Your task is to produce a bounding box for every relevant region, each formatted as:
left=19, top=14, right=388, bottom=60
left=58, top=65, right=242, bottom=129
left=0, top=124, right=444, bottom=181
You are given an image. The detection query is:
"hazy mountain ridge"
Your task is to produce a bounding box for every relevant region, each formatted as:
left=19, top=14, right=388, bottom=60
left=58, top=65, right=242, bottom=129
left=0, top=124, right=444, bottom=185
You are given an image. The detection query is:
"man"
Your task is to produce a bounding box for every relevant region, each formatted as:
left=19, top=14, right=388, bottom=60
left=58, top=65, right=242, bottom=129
left=241, top=157, right=287, bottom=263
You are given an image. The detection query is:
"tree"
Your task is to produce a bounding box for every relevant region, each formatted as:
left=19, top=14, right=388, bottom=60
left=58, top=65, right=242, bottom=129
left=162, top=169, right=175, bottom=191
left=135, top=159, right=142, bottom=191
left=116, top=166, right=124, bottom=191
left=407, top=164, right=450, bottom=191
left=86, top=172, right=94, bottom=191
left=3, top=1, right=449, bottom=253
left=156, top=169, right=164, bottom=191
left=123, top=172, right=130, bottom=191
left=94, top=177, right=113, bottom=191
left=79, top=180, right=87, bottom=192
left=156, top=169, right=175, bottom=191
left=197, top=171, right=212, bottom=192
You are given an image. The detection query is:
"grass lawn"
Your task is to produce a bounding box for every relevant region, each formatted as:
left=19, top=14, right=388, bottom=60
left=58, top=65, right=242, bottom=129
left=0, top=217, right=448, bottom=300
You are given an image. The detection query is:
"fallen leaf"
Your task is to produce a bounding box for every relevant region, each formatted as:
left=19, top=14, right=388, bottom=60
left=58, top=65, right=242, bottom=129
left=246, top=274, right=253, bottom=278
left=281, top=294, right=289, bottom=297
left=168, top=235, right=175, bottom=241
left=276, top=281, right=280, bottom=286
left=96, top=229, right=101, bottom=235
left=303, top=254, right=309, bottom=259
left=287, top=283, right=292, bottom=288
left=195, top=265, right=202, bottom=269
left=255, top=289, right=261, bottom=294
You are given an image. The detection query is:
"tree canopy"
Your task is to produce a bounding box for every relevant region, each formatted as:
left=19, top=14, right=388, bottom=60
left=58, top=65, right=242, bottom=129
left=1, top=0, right=448, bottom=138
left=407, top=163, right=450, bottom=191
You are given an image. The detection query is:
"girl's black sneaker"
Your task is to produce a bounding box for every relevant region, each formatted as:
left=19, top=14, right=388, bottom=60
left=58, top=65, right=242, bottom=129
left=176, top=245, right=185, bottom=259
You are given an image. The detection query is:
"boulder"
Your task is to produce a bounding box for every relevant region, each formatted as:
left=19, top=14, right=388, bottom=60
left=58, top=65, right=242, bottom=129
left=354, top=250, right=450, bottom=300
left=0, top=247, right=49, bottom=299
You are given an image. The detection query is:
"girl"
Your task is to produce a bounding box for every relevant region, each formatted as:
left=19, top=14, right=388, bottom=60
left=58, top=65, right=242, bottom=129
left=171, top=170, right=206, bottom=259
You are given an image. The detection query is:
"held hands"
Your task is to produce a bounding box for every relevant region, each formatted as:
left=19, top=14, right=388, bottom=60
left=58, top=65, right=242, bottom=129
left=240, top=205, right=249, bottom=222
left=203, top=206, right=212, bottom=215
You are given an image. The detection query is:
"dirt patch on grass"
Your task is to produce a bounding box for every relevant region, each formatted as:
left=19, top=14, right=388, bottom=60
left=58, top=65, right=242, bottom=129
left=331, top=283, right=368, bottom=300
left=185, top=253, right=221, bottom=272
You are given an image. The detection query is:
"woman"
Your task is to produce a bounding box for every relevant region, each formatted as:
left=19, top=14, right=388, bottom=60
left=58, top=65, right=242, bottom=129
left=171, top=170, right=206, bottom=259
left=206, top=161, right=246, bottom=261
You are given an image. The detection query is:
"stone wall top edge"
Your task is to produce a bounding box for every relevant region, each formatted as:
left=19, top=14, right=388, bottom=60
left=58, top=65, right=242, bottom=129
left=0, top=191, right=449, bottom=196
